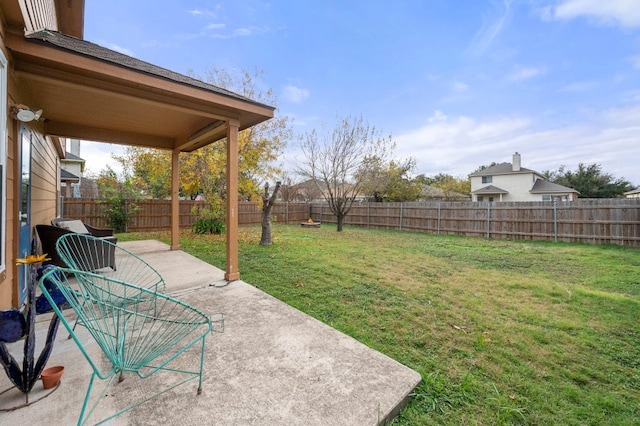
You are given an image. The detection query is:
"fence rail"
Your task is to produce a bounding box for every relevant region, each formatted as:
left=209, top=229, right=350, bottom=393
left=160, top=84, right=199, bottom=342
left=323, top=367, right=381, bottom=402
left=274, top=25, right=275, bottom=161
left=62, top=198, right=640, bottom=247
left=309, top=199, right=640, bottom=247
left=62, top=199, right=311, bottom=231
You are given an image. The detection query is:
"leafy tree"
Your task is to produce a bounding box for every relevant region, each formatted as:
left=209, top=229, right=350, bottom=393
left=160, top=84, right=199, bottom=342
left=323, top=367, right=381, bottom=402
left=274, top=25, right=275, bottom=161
left=119, top=68, right=292, bottom=205
left=359, top=158, right=421, bottom=202
left=414, top=173, right=470, bottom=200
left=297, top=115, right=394, bottom=231
left=113, top=148, right=171, bottom=199
left=95, top=166, right=141, bottom=232
left=430, top=174, right=471, bottom=199
left=547, top=163, right=633, bottom=198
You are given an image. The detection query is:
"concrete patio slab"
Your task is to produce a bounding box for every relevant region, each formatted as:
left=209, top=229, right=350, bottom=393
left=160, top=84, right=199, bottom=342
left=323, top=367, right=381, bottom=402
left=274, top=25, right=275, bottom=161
left=0, top=241, right=421, bottom=425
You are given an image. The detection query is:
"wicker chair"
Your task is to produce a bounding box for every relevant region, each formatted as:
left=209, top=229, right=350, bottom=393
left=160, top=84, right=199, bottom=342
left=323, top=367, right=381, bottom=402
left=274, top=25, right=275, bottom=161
left=35, top=220, right=117, bottom=270
left=51, top=217, right=116, bottom=238
left=38, top=266, right=223, bottom=425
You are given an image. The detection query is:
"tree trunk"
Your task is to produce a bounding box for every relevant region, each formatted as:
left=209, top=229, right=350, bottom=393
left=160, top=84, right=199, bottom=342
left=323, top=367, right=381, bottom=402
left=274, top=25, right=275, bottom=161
left=336, top=214, right=344, bottom=232
left=260, top=182, right=281, bottom=245
left=261, top=215, right=273, bottom=245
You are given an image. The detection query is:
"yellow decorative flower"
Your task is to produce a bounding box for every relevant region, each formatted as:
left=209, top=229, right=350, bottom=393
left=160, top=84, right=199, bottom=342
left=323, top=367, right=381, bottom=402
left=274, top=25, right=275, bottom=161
left=16, top=254, right=51, bottom=265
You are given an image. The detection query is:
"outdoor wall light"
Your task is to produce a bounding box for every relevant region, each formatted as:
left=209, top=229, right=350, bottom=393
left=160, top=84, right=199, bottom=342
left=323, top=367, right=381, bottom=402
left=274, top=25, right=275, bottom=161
left=11, top=104, right=43, bottom=122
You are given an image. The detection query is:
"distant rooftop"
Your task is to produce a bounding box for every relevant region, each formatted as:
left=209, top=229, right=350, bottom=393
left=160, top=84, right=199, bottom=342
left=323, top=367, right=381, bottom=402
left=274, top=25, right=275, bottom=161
left=469, top=162, right=541, bottom=177
left=63, top=151, right=84, bottom=162
left=530, top=179, right=578, bottom=194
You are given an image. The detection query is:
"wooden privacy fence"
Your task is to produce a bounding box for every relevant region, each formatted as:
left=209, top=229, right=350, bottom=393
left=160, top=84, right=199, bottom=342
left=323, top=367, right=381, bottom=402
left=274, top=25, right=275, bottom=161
left=310, top=199, right=640, bottom=247
left=62, top=199, right=311, bottom=231
left=63, top=198, right=640, bottom=247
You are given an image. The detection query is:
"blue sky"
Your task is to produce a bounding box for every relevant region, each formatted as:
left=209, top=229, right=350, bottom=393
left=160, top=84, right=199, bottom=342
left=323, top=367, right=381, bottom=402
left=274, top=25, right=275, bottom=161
left=81, top=0, right=640, bottom=186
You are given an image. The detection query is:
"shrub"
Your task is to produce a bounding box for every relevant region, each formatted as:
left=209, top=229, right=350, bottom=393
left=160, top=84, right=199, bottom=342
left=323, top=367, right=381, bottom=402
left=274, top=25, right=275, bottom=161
left=191, top=204, right=226, bottom=234
left=192, top=217, right=226, bottom=234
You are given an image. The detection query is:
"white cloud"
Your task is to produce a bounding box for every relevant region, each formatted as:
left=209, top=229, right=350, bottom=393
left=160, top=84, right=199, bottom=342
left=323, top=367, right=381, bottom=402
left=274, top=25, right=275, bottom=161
left=283, top=85, right=310, bottom=104
left=508, top=66, right=546, bottom=81
left=467, top=0, right=513, bottom=55
left=395, top=111, right=530, bottom=175
left=428, top=110, right=448, bottom=123
left=393, top=107, right=640, bottom=184
left=206, top=23, right=226, bottom=30
left=99, top=41, right=135, bottom=57
left=452, top=81, right=469, bottom=92
left=558, top=80, right=598, bottom=92
left=209, top=26, right=271, bottom=39
left=545, top=0, right=640, bottom=29
left=78, top=141, right=127, bottom=177
left=629, top=55, right=640, bottom=69
left=187, top=8, right=220, bottom=17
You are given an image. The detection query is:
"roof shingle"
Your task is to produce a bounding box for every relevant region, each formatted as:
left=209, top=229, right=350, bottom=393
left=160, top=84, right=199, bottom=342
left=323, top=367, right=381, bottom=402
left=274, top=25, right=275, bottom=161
left=25, top=30, right=272, bottom=110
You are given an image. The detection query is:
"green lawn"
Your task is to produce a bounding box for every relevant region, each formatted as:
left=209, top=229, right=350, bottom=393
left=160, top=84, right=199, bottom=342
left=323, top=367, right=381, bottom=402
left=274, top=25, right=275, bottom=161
left=119, top=225, right=640, bottom=425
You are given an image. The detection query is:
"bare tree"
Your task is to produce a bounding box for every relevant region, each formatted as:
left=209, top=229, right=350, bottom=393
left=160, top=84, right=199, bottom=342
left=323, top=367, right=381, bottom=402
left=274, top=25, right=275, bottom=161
left=260, top=181, right=281, bottom=245
left=297, top=116, right=393, bottom=231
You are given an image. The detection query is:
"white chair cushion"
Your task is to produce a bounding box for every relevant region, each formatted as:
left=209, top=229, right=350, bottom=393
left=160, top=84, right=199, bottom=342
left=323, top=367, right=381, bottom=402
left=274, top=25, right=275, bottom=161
left=58, top=220, right=89, bottom=234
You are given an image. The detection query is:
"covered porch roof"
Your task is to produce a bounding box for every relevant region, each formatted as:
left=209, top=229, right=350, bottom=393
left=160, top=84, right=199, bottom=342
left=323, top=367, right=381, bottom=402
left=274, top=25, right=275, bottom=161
left=6, top=29, right=274, bottom=152
left=4, top=19, right=275, bottom=281
left=471, top=185, right=509, bottom=195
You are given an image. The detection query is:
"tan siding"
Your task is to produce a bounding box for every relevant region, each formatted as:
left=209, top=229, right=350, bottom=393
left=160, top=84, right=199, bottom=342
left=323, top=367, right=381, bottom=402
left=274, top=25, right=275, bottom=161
left=0, top=121, right=17, bottom=309
left=30, top=131, right=59, bottom=225
left=1, top=119, right=17, bottom=309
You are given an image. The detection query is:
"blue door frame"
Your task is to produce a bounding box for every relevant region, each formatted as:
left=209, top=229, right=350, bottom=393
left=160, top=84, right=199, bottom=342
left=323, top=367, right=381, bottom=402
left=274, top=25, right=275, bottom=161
left=18, top=126, right=32, bottom=306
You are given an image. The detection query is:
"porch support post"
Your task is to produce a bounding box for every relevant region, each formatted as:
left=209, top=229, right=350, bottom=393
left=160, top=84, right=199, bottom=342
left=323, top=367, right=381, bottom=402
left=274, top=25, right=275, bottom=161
left=225, top=119, right=240, bottom=281
left=170, top=149, right=180, bottom=250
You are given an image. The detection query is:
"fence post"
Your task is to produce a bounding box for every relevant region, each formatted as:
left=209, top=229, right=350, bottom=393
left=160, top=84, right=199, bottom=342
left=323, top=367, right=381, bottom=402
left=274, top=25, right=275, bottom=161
left=399, top=203, right=403, bottom=230
left=437, top=202, right=441, bottom=235
left=553, top=201, right=558, bottom=242
left=486, top=203, right=491, bottom=238
left=367, top=202, right=370, bottom=228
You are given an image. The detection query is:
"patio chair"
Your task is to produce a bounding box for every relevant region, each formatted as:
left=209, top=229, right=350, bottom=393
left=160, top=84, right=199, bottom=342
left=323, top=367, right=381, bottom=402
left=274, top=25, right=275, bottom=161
left=51, top=217, right=116, bottom=238
left=55, top=233, right=165, bottom=291
left=36, top=220, right=117, bottom=270
left=55, top=233, right=167, bottom=335
left=38, top=266, right=223, bottom=425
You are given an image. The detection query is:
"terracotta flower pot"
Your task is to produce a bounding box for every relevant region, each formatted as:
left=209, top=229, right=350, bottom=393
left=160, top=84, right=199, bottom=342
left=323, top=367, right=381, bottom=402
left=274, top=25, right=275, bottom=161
left=41, top=365, right=65, bottom=389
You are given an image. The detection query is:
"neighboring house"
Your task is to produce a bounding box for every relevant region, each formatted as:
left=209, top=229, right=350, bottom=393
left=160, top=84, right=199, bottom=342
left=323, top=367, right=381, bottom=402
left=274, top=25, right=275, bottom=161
left=60, top=149, right=85, bottom=197
left=289, top=179, right=324, bottom=202
left=624, top=188, right=640, bottom=199
left=469, top=153, right=578, bottom=202
left=60, top=168, right=80, bottom=198
left=290, top=179, right=367, bottom=203
left=0, top=0, right=274, bottom=309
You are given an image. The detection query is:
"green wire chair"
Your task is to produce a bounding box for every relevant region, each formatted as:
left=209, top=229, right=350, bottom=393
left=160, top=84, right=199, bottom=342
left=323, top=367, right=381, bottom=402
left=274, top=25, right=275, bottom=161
left=55, top=233, right=166, bottom=292
left=55, top=233, right=167, bottom=335
left=38, top=267, right=223, bottom=425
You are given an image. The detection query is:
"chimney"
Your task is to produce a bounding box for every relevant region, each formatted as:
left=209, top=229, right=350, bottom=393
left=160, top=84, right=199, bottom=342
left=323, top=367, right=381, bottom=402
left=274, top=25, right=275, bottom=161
left=512, top=152, right=521, bottom=172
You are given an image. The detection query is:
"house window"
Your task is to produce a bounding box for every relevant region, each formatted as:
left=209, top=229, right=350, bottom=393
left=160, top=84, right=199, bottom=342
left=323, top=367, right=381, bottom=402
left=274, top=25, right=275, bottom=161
left=0, top=50, right=7, bottom=275
left=482, top=176, right=492, bottom=184
left=542, top=195, right=552, bottom=201
left=477, top=196, right=484, bottom=202
left=489, top=197, right=494, bottom=202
